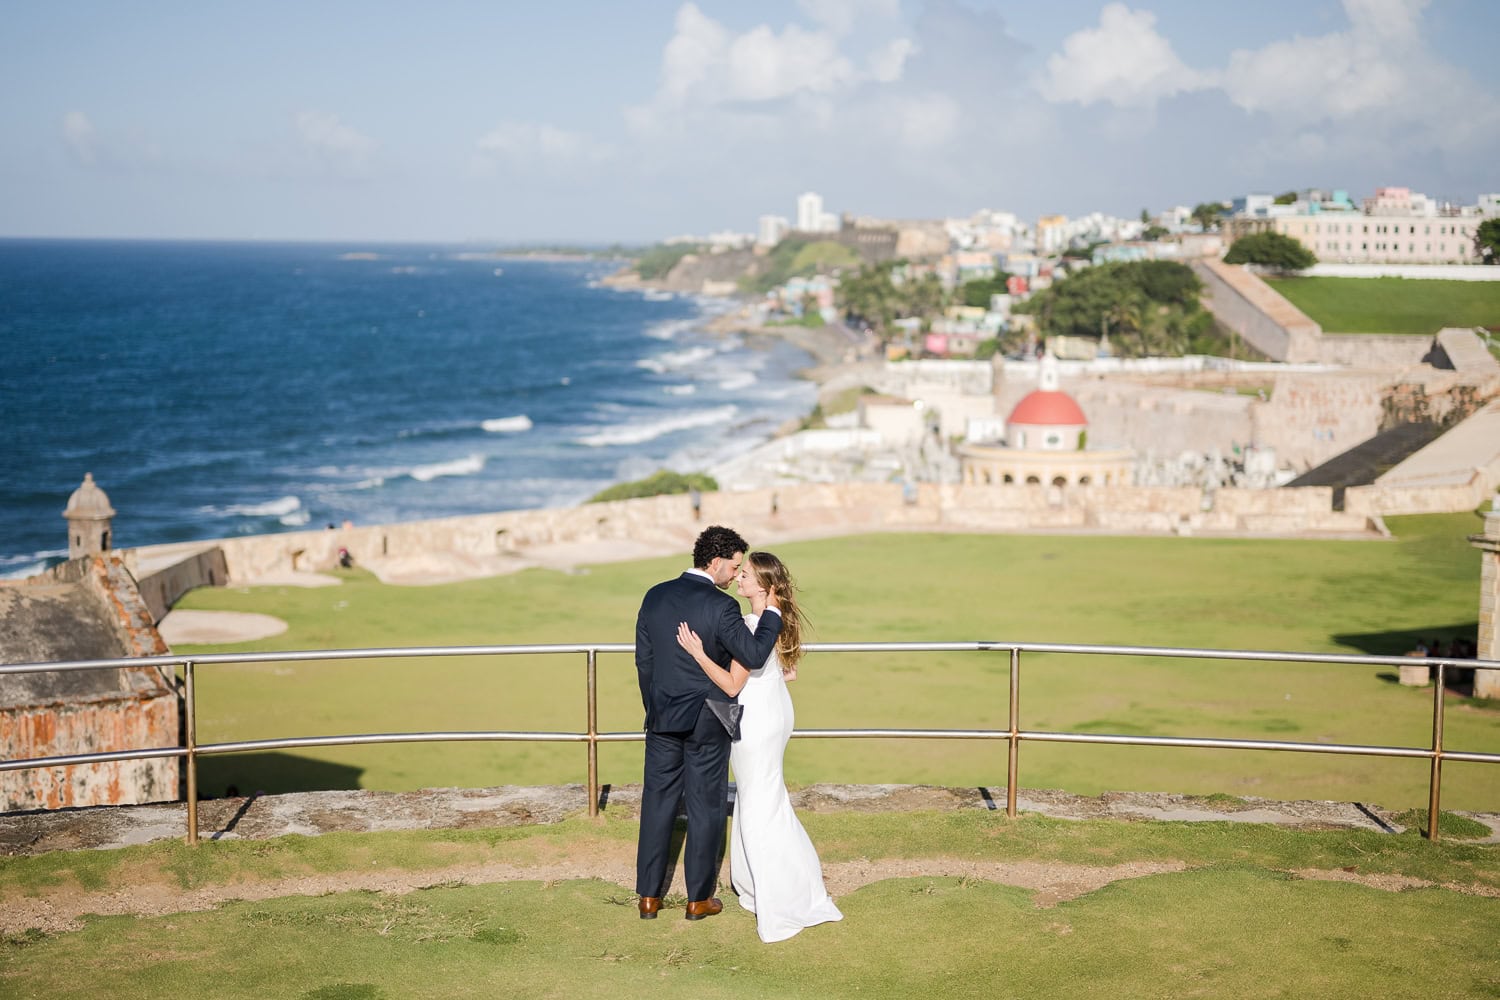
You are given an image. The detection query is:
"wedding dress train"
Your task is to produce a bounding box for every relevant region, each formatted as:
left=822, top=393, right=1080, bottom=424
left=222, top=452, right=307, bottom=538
left=729, top=613, right=843, bottom=943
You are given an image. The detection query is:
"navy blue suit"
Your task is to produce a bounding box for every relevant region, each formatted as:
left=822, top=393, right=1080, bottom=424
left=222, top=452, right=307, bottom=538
left=635, top=571, right=783, bottom=902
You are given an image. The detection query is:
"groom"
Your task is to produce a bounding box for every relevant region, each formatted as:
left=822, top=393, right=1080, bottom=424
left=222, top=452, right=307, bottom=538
left=634, top=524, right=782, bottom=920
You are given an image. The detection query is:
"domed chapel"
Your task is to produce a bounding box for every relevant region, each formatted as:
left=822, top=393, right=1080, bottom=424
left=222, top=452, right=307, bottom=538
left=959, top=355, right=1134, bottom=487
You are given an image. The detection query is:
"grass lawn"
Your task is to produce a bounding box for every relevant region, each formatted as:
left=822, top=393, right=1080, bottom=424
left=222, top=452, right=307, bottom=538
left=1266, top=275, right=1500, bottom=335
left=2, top=811, right=1498, bottom=999
left=164, top=512, right=1500, bottom=812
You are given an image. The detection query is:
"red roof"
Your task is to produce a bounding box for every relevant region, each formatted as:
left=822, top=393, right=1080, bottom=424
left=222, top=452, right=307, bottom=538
left=1008, top=389, right=1087, bottom=427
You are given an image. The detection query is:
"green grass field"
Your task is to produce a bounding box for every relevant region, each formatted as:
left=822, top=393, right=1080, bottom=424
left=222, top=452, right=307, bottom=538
left=1267, top=275, right=1500, bottom=335
left=168, top=512, right=1500, bottom=812
left=2, top=812, right=1497, bottom=998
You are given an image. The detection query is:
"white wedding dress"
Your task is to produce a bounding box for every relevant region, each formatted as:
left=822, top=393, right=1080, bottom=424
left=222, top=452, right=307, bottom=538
left=729, top=613, right=844, bottom=943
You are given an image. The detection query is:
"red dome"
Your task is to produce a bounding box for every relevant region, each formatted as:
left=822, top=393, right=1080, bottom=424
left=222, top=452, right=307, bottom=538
left=1008, top=390, right=1086, bottom=427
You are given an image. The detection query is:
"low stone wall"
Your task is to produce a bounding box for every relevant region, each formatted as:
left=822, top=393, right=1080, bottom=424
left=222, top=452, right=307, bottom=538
left=1345, top=474, right=1494, bottom=518
left=1307, top=263, right=1500, bottom=281
left=1317, top=334, right=1434, bottom=367
left=132, top=547, right=229, bottom=624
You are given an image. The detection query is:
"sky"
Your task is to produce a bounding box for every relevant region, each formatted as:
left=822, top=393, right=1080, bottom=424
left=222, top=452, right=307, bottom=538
left=2, top=0, right=1498, bottom=244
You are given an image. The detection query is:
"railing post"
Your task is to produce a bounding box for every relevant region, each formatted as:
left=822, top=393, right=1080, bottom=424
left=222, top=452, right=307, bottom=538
left=586, top=649, right=599, bottom=818
left=1427, top=662, right=1445, bottom=842
left=184, top=660, right=199, bottom=845
left=1006, top=646, right=1020, bottom=818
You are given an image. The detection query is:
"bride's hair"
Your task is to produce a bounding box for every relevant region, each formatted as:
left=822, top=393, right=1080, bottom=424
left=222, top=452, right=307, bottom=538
left=748, top=551, right=806, bottom=671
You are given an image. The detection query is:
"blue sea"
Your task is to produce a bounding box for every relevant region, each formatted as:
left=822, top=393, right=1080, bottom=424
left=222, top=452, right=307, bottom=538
left=0, top=239, right=817, bottom=578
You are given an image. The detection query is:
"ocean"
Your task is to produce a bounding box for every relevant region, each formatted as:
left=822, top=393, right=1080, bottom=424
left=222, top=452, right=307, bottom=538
left=0, top=239, right=817, bottom=578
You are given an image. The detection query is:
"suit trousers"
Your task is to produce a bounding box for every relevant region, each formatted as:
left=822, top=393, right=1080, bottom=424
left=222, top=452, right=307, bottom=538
left=636, top=702, right=730, bottom=902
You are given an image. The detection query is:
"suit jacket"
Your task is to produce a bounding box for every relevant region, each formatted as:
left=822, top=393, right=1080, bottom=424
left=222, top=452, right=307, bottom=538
left=635, top=571, right=784, bottom=733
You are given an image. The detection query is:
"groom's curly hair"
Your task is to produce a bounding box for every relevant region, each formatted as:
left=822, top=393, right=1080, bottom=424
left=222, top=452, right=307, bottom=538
left=692, top=525, right=749, bottom=569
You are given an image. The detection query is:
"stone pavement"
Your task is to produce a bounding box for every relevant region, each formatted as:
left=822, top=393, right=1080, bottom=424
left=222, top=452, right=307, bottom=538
left=3, top=783, right=1497, bottom=856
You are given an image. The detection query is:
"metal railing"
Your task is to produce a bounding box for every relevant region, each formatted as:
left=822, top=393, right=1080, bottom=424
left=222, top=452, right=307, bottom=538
left=2, top=641, right=1497, bottom=843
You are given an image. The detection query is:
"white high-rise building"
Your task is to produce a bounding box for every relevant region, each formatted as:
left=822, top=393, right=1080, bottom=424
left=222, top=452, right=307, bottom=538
left=797, top=191, right=824, bottom=232
left=758, top=214, right=790, bottom=246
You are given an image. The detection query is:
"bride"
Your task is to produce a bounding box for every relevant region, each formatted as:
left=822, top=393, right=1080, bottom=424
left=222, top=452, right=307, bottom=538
left=675, top=551, right=843, bottom=943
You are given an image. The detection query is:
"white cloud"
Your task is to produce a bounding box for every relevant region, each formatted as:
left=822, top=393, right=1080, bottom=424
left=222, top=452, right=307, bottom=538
left=1342, top=0, right=1430, bottom=39
left=797, top=0, right=901, bottom=36
left=630, top=2, right=919, bottom=135
left=474, top=122, right=613, bottom=171
left=1039, top=4, right=1212, bottom=109
left=656, top=4, right=855, bottom=107
left=294, top=111, right=376, bottom=176
left=1223, top=0, right=1429, bottom=121
left=867, top=37, right=914, bottom=83
left=872, top=92, right=961, bottom=149
left=59, top=110, right=164, bottom=171
left=62, top=111, right=98, bottom=165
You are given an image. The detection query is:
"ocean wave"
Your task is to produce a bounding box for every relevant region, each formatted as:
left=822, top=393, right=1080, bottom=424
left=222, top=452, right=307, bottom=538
left=717, top=372, right=759, bottom=391
left=408, top=454, right=485, bottom=482
left=482, top=414, right=533, bottom=433
left=280, top=509, right=311, bottom=527
left=636, top=345, right=716, bottom=374
left=576, top=405, right=737, bottom=448
left=662, top=384, right=697, bottom=396
left=201, top=495, right=303, bottom=518
left=0, top=549, right=68, bottom=580
left=644, top=318, right=697, bottom=341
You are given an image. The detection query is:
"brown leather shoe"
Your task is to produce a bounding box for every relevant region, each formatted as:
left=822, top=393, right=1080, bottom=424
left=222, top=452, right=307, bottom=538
left=684, top=897, right=723, bottom=921
left=638, top=896, right=661, bottom=920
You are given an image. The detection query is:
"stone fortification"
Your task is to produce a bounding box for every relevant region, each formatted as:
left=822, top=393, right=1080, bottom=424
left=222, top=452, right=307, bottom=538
left=1316, top=334, right=1435, bottom=367
left=126, top=481, right=1382, bottom=600
left=1192, top=258, right=1322, bottom=363
left=1474, top=506, right=1500, bottom=698
left=1, top=555, right=180, bottom=812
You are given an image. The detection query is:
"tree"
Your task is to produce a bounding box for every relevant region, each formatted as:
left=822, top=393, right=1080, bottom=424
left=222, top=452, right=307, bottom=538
left=1191, top=202, right=1225, bottom=231
left=1014, top=261, right=1204, bottom=357
left=1475, top=218, right=1500, bottom=265
left=1274, top=190, right=1299, bottom=205
left=1223, top=231, right=1316, bottom=272
left=958, top=271, right=1014, bottom=308
left=837, top=263, right=900, bottom=335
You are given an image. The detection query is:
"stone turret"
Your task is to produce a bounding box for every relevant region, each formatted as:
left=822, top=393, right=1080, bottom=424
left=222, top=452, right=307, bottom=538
left=63, top=472, right=116, bottom=560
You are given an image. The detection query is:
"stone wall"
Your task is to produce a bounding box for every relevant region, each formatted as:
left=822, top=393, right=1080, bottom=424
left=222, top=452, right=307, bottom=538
left=133, top=546, right=229, bottom=624
left=127, top=481, right=1392, bottom=600
left=2, top=555, right=180, bottom=812
left=1474, top=508, right=1500, bottom=698
left=1064, top=382, right=1254, bottom=455
left=1251, top=373, right=1391, bottom=471
left=1192, top=259, right=1322, bottom=363
left=1316, top=334, right=1435, bottom=367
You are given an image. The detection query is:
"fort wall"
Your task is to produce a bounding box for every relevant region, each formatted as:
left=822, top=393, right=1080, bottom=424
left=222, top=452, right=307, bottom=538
left=2, top=556, right=180, bottom=811
left=128, top=480, right=1405, bottom=600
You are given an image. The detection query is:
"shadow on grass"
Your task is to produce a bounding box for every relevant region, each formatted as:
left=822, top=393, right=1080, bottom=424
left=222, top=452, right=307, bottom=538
left=1335, top=622, right=1483, bottom=697
left=197, top=752, right=364, bottom=799
left=1331, top=621, right=1478, bottom=658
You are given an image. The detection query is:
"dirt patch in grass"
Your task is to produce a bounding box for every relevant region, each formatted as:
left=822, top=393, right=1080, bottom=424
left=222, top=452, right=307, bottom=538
left=12, top=838, right=1497, bottom=936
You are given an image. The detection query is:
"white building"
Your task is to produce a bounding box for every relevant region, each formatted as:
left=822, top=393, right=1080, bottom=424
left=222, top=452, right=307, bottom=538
left=1228, top=186, right=1489, bottom=264
left=796, top=191, right=840, bottom=233
left=758, top=214, right=790, bottom=247
left=1267, top=213, right=1480, bottom=264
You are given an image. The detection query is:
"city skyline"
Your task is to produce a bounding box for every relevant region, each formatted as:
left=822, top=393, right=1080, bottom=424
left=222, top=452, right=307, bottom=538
left=3, top=0, right=1498, bottom=244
